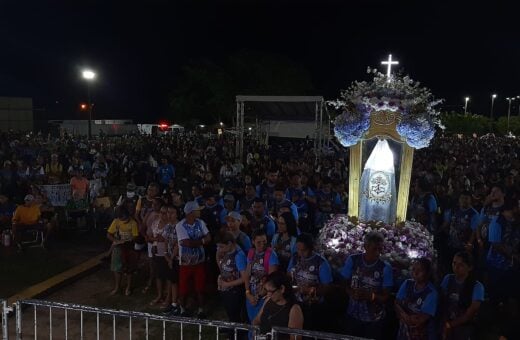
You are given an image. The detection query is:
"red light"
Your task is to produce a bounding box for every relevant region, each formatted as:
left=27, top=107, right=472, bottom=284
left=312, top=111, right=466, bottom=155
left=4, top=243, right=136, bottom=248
left=80, top=103, right=87, bottom=110
left=160, top=124, right=168, bottom=128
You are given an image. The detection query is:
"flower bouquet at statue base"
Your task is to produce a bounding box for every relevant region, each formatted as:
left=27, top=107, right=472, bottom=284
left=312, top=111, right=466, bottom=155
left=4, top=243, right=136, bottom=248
left=316, top=215, right=435, bottom=282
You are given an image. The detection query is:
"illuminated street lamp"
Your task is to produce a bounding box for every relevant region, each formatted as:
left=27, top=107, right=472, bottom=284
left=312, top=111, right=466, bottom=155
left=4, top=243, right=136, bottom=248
left=464, top=97, right=470, bottom=115
left=81, top=69, right=96, bottom=139
left=491, top=94, right=497, bottom=119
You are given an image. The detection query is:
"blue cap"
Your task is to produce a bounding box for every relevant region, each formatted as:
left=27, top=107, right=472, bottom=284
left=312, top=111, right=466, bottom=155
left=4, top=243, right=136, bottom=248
left=184, top=201, right=202, bottom=214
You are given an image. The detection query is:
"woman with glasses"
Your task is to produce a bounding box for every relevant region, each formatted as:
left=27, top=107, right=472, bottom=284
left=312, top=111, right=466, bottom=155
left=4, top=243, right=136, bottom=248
left=253, top=271, right=304, bottom=340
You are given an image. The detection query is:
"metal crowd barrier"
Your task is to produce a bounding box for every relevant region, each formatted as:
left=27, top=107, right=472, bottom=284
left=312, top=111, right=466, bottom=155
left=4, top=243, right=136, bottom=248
left=14, top=299, right=259, bottom=340
left=270, top=326, right=368, bottom=340
left=5, top=299, right=363, bottom=340
left=2, top=299, right=11, bottom=340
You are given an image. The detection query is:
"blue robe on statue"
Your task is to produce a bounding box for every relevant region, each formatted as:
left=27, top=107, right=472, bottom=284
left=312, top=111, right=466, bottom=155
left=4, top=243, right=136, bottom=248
left=359, top=139, right=397, bottom=224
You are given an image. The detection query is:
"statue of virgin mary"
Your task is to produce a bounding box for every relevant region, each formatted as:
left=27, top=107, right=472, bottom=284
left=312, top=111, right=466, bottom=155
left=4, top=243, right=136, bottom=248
left=359, top=139, right=397, bottom=223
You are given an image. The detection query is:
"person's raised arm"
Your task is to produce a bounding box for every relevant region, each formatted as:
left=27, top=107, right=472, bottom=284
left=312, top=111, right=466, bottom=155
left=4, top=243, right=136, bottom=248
left=288, top=304, right=304, bottom=340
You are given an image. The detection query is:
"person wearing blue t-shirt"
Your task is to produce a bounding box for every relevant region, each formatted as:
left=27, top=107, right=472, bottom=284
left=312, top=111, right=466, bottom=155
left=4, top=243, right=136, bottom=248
left=272, top=185, right=299, bottom=222
left=256, top=169, right=278, bottom=211
left=476, top=185, right=505, bottom=267
left=243, top=229, right=279, bottom=323
left=251, top=198, right=276, bottom=241
left=440, top=251, right=484, bottom=340
left=157, top=157, right=175, bottom=188
left=408, top=179, right=438, bottom=233
left=315, top=178, right=342, bottom=228
left=271, top=212, right=298, bottom=272
left=395, top=258, right=438, bottom=340
left=287, top=233, right=333, bottom=331
left=340, top=231, right=393, bottom=340
left=486, top=203, right=517, bottom=302
left=226, top=211, right=252, bottom=253
left=216, top=231, right=248, bottom=339
left=440, top=191, right=480, bottom=269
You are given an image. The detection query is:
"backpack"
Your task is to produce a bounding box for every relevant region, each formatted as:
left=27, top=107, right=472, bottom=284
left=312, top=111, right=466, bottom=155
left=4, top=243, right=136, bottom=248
left=247, top=247, right=273, bottom=273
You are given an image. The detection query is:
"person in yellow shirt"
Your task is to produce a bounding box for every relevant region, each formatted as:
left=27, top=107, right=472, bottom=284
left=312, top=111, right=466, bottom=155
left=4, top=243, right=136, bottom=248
left=107, top=206, right=139, bottom=296
left=12, top=194, right=50, bottom=250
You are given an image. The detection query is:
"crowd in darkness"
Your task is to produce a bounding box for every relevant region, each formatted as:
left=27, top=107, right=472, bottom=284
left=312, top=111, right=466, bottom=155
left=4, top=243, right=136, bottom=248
left=0, top=130, right=519, bottom=340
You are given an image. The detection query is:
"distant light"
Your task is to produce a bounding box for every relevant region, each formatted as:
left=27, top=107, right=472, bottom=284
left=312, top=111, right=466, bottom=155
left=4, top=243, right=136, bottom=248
left=82, top=69, right=96, bottom=80
left=159, top=123, right=168, bottom=128
left=199, top=124, right=205, bottom=128
left=465, top=97, right=470, bottom=102
left=492, top=94, right=497, bottom=98
left=80, top=103, right=87, bottom=110
left=248, top=127, right=252, bottom=131
left=219, top=122, right=224, bottom=126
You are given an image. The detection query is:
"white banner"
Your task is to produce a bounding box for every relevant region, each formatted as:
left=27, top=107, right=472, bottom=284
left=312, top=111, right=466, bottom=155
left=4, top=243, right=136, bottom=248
left=39, top=184, right=72, bottom=207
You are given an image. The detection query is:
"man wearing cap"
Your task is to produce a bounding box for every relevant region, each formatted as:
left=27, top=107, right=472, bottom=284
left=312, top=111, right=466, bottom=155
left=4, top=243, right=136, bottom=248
left=226, top=211, right=251, bottom=253
left=11, top=195, right=49, bottom=250
left=175, top=201, right=211, bottom=318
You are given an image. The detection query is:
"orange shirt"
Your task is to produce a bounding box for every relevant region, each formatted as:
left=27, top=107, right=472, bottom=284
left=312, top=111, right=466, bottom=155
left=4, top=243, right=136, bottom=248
left=70, top=177, right=89, bottom=198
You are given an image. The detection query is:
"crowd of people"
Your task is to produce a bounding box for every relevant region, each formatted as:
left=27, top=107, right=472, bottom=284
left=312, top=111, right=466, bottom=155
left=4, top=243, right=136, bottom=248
left=0, top=130, right=519, bottom=340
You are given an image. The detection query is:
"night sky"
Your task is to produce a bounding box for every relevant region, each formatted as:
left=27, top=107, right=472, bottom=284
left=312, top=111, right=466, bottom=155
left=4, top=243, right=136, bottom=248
left=1, top=1, right=519, bottom=122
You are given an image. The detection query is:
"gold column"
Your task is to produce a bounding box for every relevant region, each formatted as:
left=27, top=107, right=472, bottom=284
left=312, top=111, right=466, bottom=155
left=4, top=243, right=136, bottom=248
left=348, top=143, right=362, bottom=218
left=396, top=144, right=414, bottom=223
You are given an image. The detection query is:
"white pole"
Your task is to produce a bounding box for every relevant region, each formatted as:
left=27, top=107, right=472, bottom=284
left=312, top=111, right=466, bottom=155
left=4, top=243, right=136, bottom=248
left=491, top=94, right=497, bottom=119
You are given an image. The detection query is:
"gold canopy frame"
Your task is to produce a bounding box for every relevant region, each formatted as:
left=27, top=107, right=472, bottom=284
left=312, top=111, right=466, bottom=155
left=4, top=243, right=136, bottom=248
left=348, top=111, right=414, bottom=223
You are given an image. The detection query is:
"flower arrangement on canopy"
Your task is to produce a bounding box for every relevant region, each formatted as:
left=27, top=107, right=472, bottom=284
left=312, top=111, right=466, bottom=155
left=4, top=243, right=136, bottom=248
left=328, top=67, right=444, bottom=148
left=316, top=215, right=435, bottom=279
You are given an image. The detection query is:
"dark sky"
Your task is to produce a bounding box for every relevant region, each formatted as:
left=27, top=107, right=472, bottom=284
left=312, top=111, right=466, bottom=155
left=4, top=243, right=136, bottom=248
left=1, top=1, right=519, bottom=122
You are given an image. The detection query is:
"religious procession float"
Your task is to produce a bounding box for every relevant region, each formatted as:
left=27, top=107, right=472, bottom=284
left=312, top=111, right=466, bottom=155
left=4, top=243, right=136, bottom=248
left=316, top=55, right=443, bottom=281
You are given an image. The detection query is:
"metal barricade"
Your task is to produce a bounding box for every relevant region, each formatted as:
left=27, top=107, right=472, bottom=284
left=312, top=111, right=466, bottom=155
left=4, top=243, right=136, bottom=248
left=270, top=326, right=368, bottom=340
left=15, top=299, right=259, bottom=340
left=2, top=299, right=11, bottom=340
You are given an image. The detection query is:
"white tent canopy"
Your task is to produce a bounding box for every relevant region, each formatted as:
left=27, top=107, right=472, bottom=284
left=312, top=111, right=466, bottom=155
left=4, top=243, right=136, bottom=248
left=235, top=95, right=323, bottom=102
left=234, top=95, right=327, bottom=160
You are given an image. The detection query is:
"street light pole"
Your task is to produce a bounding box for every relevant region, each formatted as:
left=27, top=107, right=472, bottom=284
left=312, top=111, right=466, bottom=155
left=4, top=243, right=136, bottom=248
left=82, top=69, right=96, bottom=139
left=506, top=97, right=515, bottom=133
left=464, top=97, right=470, bottom=115
left=491, top=94, right=497, bottom=119
left=87, top=83, right=92, bottom=139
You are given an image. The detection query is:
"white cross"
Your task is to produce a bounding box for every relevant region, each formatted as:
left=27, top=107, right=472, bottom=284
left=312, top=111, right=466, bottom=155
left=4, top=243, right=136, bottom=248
left=381, top=54, right=399, bottom=82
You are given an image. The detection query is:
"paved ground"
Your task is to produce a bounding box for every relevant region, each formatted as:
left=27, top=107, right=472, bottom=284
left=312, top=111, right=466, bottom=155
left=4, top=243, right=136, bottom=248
left=0, top=228, right=109, bottom=298
left=5, top=263, right=236, bottom=339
